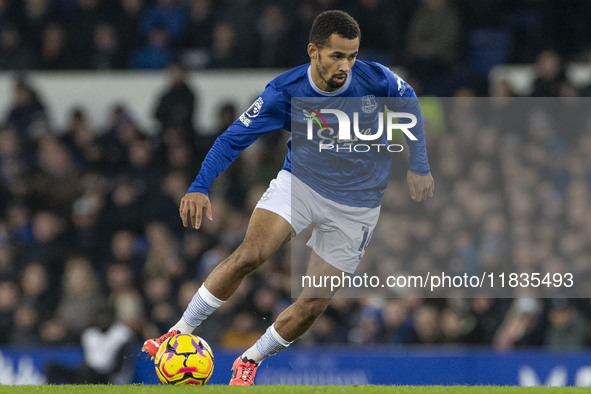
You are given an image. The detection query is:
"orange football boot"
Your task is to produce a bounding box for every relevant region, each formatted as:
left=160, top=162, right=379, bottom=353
left=229, top=357, right=259, bottom=386
left=142, top=329, right=179, bottom=357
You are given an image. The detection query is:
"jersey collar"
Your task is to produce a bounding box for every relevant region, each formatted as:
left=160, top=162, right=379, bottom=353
left=307, top=66, right=352, bottom=96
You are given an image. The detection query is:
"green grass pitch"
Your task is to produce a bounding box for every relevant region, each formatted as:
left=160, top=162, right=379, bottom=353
left=3, top=386, right=591, bottom=393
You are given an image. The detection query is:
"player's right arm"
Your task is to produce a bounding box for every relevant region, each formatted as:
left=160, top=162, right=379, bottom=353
left=180, top=84, right=289, bottom=229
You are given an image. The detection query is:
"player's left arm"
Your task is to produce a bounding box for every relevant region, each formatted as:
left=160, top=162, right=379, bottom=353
left=401, top=89, right=434, bottom=202
left=407, top=170, right=434, bottom=203
left=382, top=66, right=434, bottom=202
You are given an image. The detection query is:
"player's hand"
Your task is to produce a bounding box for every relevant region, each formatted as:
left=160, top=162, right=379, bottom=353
left=407, top=170, right=434, bottom=203
left=179, top=192, right=213, bottom=229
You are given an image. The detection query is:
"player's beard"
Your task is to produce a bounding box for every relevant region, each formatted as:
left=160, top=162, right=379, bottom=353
left=316, top=54, right=347, bottom=91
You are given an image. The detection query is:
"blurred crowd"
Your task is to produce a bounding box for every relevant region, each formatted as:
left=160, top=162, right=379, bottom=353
left=1, top=0, right=591, bottom=94
left=1, top=49, right=591, bottom=361
left=1, top=1, right=591, bottom=384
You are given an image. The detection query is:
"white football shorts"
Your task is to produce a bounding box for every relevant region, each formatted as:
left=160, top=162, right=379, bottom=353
left=255, top=170, right=381, bottom=273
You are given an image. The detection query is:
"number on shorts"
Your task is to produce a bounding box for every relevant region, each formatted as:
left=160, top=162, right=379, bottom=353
left=358, top=226, right=370, bottom=252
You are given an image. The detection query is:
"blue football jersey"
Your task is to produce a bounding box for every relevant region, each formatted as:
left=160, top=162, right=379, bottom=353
left=188, top=60, right=430, bottom=208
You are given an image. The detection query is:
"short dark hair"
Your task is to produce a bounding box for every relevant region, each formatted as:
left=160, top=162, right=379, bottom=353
left=309, top=10, right=360, bottom=48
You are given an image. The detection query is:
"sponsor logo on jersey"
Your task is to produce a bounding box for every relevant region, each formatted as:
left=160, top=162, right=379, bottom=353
left=305, top=108, right=417, bottom=142
left=303, top=107, right=417, bottom=153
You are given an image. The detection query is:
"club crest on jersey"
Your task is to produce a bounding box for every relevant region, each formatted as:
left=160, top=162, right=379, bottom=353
left=361, top=95, right=378, bottom=113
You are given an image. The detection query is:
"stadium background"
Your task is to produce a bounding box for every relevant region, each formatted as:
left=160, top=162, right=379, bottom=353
left=1, top=0, right=591, bottom=386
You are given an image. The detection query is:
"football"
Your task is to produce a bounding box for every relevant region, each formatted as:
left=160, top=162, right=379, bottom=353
left=154, top=333, right=214, bottom=385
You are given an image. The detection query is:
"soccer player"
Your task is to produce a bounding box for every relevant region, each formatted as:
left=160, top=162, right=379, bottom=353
left=143, top=10, right=434, bottom=385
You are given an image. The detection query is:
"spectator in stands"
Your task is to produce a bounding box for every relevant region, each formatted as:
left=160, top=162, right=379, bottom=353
left=39, top=317, right=69, bottom=345
left=440, top=305, right=478, bottom=345
left=349, top=0, right=397, bottom=65
left=182, top=0, right=216, bottom=51
left=10, top=303, right=41, bottom=346
left=56, top=254, right=106, bottom=340
left=180, top=231, right=214, bottom=275
left=380, top=299, right=415, bottom=344
left=412, top=304, right=441, bottom=345
left=285, top=1, right=318, bottom=67
left=106, top=263, right=144, bottom=333
left=354, top=302, right=382, bottom=345
left=24, top=211, right=68, bottom=281
left=490, top=79, right=518, bottom=97
left=5, top=202, right=34, bottom=247
left=143, top=221, right=184, bottom=281
left=470, top=299, right=510, bottom=345
left=255, top=4, right=288, bottom=67
left=214, top=102, right=237, bottom=135
left=0, top=228, right=17, bottom=281
left=126, top=137, right=159, bottom=195
left=0, top=0, right=14, bottom=31
left=405, top=0, right=460, bottom=90
left=161, top=137, right=199, bottom=175
left=216, top=0, right=258, bottom=66
left=70, top=192, right=106, bottom=258
left=30, top=135, right=80, bottom=215
left=208, top=22, right=240, bottom=68
left=221, top=312, right=264, bottom=350
left=19, top=263, right=56, bottom=320
left=103, top=176, right=147, bottom=233
left=46, top=303, right=135, bottom=384
left=67, top=0, right=105, bottom=68
left=91, top=22, right=127, bottom=69
left=305, top=313, right=338, bottom=344
left=51, top=0, right=80, bottom=11
left=131, top=26, right=172, bottom=69
left=100, top=104, right=142, bottom=175
left=494, top=298, right=545, bottom=350
left=0, top=25, right=35, bottom=70
left=60, top=108, right=99, bottom=166
left=544, top=299, right=587, bottom=351
left=104, top=230, right=144, bottom=287
left=21, top=0, right=56, bottom=52
left=315, top=0, right=340, bottom=12
left=540, top=1, right=591, bottom=61
left=143, top=276, right=177, bottom=333
left=4, top=77, right=47, bottom=141
left=146, top=171, right=188, bottom=236
left=115, top=0, right=144, bottom=62
left=154, top=62, right=196, bottom=136
left=140, top=0, right=187, bottom=44
left=37, top=22, right=71, bottom=69
left=0, top=281, right=19, bottom=344
left=529, top=50, right=570, bottom=97
left=0, top=127, right=28, bottom=207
